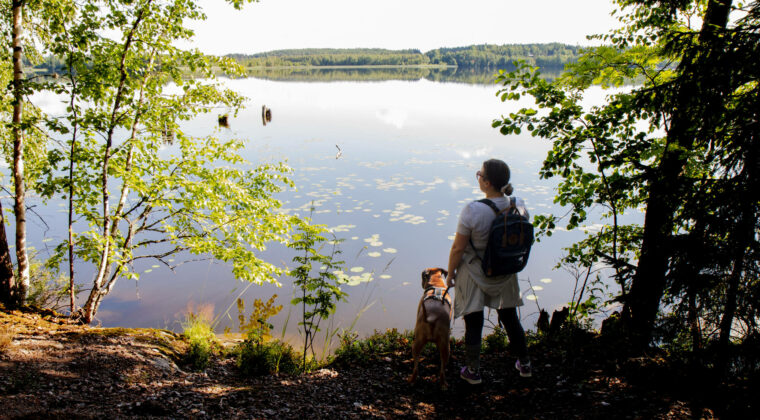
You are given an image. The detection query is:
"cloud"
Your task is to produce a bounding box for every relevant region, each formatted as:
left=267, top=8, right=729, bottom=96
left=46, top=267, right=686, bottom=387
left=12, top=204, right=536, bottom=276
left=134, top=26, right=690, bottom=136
left=453, top=147, right=491, bottom=159
left=375, top=108, right=408, bottom=129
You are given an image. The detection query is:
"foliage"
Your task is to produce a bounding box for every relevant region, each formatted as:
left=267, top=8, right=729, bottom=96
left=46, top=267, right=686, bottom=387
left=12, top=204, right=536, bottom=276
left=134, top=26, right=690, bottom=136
left=235, top=339, right=301, bottom=376
left=427, top=43, right=581, bottom=69
left=492, top=0, right=760, bottom=370
left=229, top=44, right=580, bottom=70
left=288, top=215, right=347, bottom=368
left=0, top=0, right=301, bottom=320
left=0, top=324, right=12, bottom=352
left=237, top=295, right=282, bottom=345
left=332, top=331, right=368, bottom=365
left=231, top=48, right=430, bottom=67
left=181, top=312, right=218, bottom=371
left=332, top=328, right=412, bottom=367
left=233, top=294, right=301, bottom=376
left=25, top=255, right=75, bottom=312
left=483, top=326, right=509, bottom=354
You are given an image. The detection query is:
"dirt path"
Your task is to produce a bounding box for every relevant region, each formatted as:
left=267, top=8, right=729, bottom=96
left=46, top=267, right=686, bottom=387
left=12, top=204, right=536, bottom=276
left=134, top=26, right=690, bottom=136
left=0, top=308, right=733, bottom=419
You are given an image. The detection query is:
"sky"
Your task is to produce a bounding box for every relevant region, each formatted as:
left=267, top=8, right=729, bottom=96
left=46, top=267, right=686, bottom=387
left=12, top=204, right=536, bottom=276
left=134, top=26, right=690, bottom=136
left=189, top=0, right=621, bottom=56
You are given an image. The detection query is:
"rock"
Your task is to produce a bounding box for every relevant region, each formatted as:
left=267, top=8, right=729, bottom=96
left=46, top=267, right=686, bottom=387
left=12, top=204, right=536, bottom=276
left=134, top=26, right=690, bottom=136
left=152, top=357, right=182, bottom=374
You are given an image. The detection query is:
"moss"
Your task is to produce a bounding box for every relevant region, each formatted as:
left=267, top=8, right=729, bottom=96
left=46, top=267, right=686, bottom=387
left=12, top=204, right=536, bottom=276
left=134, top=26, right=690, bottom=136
left=78, top=327, right=187, bottom=362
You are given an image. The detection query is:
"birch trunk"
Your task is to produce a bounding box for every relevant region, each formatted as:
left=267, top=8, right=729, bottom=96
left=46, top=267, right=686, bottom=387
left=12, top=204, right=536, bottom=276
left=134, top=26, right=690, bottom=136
left=0, top=200, right=15, bottom=307
left=11, top=0, right=30, bottom=306
left=81, top=3, right=151, bottom=323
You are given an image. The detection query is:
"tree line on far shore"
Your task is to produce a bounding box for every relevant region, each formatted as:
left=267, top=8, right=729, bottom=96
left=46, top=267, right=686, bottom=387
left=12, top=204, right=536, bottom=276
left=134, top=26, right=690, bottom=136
left=26, top=44, right=581, bottom=75
left=227, top=43, right=581, bottom=69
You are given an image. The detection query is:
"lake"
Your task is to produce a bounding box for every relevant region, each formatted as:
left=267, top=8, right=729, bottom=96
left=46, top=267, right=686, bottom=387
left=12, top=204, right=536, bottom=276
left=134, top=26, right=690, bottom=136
left=24, top=69, right=632, bottom=349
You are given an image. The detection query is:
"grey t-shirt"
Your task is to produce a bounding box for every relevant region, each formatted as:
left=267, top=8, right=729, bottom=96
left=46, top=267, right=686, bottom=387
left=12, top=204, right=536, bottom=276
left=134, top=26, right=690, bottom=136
left=456, top=196, right=529, bottom=251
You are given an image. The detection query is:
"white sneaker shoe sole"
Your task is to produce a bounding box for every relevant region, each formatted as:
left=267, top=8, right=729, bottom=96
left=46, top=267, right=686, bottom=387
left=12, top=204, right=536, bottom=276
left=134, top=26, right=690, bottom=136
left=515, top=360, right=532, bottom=378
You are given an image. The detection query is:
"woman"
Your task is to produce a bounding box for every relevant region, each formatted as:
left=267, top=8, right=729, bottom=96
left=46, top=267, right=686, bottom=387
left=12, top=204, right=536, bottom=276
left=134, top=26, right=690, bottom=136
left=446, top=158, right=531, bottom=385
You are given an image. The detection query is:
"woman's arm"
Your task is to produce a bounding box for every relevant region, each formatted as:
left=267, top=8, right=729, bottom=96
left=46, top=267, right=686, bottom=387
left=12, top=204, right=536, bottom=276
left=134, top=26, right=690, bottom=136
left=447, top=232, right=470, bottom=287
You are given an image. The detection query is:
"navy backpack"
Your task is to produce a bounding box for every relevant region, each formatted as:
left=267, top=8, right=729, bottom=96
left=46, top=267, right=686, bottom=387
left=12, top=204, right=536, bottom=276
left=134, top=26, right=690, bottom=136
left=470, top=198, right=534, bottom=277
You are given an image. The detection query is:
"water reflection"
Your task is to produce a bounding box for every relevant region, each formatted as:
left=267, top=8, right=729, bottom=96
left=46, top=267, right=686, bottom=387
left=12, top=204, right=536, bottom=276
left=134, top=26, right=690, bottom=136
left=245, top=66, right=564, bottom=85
left=25, top=71, right=630, bottom=351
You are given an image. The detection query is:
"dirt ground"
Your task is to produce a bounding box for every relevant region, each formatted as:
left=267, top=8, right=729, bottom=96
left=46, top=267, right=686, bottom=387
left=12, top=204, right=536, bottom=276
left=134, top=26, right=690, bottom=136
left=0, top=307, right=751, bottom=419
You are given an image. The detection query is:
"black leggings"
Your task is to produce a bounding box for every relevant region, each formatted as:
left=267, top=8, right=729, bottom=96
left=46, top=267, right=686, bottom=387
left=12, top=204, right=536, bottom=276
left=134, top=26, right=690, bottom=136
left=464, top=308, right=528, bottom=358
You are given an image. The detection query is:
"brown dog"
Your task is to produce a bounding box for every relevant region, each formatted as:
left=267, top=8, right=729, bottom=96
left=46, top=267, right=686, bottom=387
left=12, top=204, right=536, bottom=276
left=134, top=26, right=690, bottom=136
left=408, top=267, right=452, bottom=389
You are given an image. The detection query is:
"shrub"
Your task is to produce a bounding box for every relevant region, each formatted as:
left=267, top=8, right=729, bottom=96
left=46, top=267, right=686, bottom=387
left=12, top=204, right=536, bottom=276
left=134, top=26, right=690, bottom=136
left=483, top=326, right=509, bottom=354
left=333, top=331, right=367, bottom=365
left=233, top=294, right=304, bottom=376
left=236, top=340, right=301, bottom=376
left=26, top=256, right=75, bottom=311
left=332, top=328, right=413, bottom=366
left=181, top=313, right=217, bottom=371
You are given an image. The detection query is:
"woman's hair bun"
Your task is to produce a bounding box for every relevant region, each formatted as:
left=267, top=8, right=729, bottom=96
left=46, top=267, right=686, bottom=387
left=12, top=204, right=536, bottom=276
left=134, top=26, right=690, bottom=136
left=501, top=183, right=514, bottom=195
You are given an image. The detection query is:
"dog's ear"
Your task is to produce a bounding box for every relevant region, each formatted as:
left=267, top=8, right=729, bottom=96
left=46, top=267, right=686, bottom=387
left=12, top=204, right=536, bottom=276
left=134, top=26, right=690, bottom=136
left=421, top=269, right=431, bottom=289
left=440, top=268, right=448, bottom=279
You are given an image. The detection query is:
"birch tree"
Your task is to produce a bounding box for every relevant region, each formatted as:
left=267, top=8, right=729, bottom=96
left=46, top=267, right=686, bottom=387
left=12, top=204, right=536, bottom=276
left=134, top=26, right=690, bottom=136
left=9, top=0, right=30, bottom=305
left=38, top=0, right=294, bottom=323
left=7, top=0, right=296, bottom=323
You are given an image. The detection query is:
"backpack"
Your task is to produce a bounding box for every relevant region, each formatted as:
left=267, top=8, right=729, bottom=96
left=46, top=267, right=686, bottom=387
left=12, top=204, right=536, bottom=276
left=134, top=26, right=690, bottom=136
left=469, top=197, right=534, bottom=277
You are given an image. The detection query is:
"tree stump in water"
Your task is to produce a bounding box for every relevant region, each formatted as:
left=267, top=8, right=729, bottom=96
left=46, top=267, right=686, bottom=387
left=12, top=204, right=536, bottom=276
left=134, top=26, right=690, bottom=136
left=218, top=114, right=229, bottom=128
left=262, top=106, right=271, bottom=126
left=536, top=309, right=550, bottom=333
left=549, top=306, right=569, bottom=334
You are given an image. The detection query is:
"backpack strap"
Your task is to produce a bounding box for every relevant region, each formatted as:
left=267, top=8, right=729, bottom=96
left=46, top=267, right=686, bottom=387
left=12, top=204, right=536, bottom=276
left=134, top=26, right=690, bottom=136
left=469, top=199, right=502, bottom=258
left=509, top=196, right=529, bottom=218
left=478, top=198, right=501, bottom=214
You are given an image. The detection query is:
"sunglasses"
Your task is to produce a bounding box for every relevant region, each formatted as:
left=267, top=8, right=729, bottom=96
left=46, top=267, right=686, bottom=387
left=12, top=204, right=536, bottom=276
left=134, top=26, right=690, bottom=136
left=476, top=170, right=485, bottom=181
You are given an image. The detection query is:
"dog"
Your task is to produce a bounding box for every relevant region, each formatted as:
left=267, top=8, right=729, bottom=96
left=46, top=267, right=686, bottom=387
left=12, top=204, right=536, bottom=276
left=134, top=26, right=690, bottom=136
left=408, top=267, right=452, bottom=389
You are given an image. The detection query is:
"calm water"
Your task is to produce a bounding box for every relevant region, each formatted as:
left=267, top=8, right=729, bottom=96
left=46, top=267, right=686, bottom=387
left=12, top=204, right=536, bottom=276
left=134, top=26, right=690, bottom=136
left=25, top=71, right=634, bottom=347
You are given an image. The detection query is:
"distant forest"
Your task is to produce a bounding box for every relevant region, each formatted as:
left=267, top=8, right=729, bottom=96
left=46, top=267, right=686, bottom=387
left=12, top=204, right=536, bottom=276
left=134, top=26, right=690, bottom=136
left=27, top=44, right=581, bottom=75
left=228, top=44, right=582, bottom=69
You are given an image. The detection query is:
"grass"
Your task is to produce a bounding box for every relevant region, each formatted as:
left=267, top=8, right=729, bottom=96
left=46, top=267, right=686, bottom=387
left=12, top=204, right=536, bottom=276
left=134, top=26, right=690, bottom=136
left=0, top=324, right=13, bottom=352
left=332, top=328, right=414, bottom=367
left=330, top=327, right=522, bottom=367
left=181, top=313, right=218, bottom=371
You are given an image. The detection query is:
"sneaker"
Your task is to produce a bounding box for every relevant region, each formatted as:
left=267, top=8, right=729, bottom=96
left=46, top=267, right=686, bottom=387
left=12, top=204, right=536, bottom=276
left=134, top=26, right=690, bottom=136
left=460, top=366, right=482, bottom=385
left=515, top=359, right=532, bottom=378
